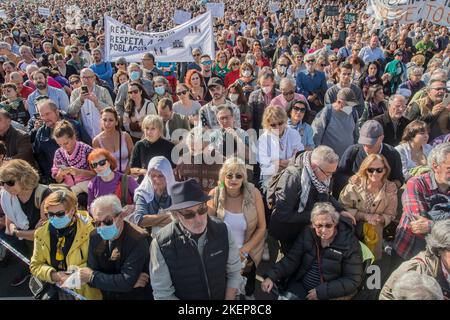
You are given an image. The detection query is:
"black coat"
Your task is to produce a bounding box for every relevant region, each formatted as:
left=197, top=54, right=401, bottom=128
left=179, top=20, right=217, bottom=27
left=266, top=217, right=363, bottom=300
left=373, top=112, right=410, bottom=147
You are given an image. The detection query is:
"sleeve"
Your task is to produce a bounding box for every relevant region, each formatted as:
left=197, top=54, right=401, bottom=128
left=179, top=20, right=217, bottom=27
left=225, top=224, right=244, bottom=290
left=149, top=238, right=179, bottom=300
left=395, top=145, right=411, bottom=181
left=338, top=184, right=359, bottom=219
left=58, top=89, right=70, bottom=113
left=324, top=88, right=332, bottom=106
left=320, top=73, right=328, bottom=92
left=129, top=143, right=141, bottom=168
left=30, top=231, right=57, bottom=283
left=305, top=125, right=315, bottom=148
left=51, top=150, right=64, bottom=179
left=98, top=87, right=113, bottom=110
left=296, top=73, right=308, bottom=97
left=114, top=83, right=127, bottom=117
left=312, top=109, right=326, bottom=147
left=13, top=132, right=34, bottom=164
left=390, top=148, right=405, bottom=185
left=27, top=94, right=36, bottom=117
left=382, top=185, right=398, bottom=227
left=257, top=133, right=276, bottom=177
left=68, top=89, right=83, bottom=117
left=402, top=177, right=429, bottom=218
left=128, top=194, right=149, bottom=226
left=403, top=102, right=420, bottom=121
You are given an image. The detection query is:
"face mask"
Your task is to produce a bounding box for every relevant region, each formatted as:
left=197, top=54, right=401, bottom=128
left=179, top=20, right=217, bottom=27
left=262, top=86, right=272, bottom=94
left=326, top=44, right=331, bottom=50
left=342, top=106, right=353, bottom=115
left=129, top=71, right=140, bottom=81
left=242, top=70, right=251, bottom=77
left=12, top=31, right=20, bottom=37
left=247, top=59, right=255, bottom=65
left=279, top=66, right=287, bottom=74
left=49, top=215, right=71, bottom=229
left=97, top=223, right=119, bottom=241
left=97, top=167, right=112, bottom=177
left=155, top=86, right=165, bottom=95
left=229, top=94, right=239, bottom=102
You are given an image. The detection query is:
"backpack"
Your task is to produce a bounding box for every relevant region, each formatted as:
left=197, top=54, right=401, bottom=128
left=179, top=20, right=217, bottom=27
left=321, top=104, right=359, bottom=144
left=34, top=184, right=72, bottom=209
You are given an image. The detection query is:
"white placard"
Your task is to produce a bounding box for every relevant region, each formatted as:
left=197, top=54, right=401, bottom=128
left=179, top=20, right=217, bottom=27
left=294, top=9, right=306, bottom=19
left=38, top=7, right=51, bottom=17
left=205, top=3, right=225, bottom=18
left=298, top=0, right=307, bottom=5
left=105, top=12, right=215, bottom=63
left=173, top=10, right=192, bottom=25
left=0, top=10, right=7, bottom=19
left=66, top=5, right=82, bottom=30
left=269, top=2, right=280, bottom=13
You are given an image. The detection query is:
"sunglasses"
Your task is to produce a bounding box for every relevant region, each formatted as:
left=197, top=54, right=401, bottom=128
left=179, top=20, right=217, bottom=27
left=90, top=159, right=108, bottom=169
left=367, top=167, right=385, bottom=174
left=278, top=64, right=288, bottom=68
left=282, top=91, right=295, bottom=96
left=128, top=89, right=139, bottom=94
left=46, top=210, right=66, bottom=218
left=225, top=173, right=244, bottom=180
left=270, top=121, right=284, bottom=128
left=176, top=204, right=208, bottom=220
left=116, top=62, right=125, bottom=65
left=93, top=216, right=114, bottom=228
left=193, top=53, right=201, bottom=57
left=293, top=106, right=306, bottom=113
left=201, top=60, right=212, bottom=66
left=70, top=80, right=80, bottom=85
left=176, top=90, right=187, bottom=96
left=0, top=180, right=15, bottom=187
left=320, top=63, right=326, bottom=67
left=306, top=60, right=315, bottom=63
left=232, top=63, right=240, bottom=66
left=70, top=51, right=78, bottom=54
left=314, top=223, right=334, bottom=229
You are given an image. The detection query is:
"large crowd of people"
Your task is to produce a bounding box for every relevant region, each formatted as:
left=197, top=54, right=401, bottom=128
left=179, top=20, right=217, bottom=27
left=0, top=0, right=449, bottom=301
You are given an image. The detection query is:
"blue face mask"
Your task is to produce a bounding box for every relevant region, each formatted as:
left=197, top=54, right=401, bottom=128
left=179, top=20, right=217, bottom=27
left=97, top=167, right=112, bottom=177
left=326, top=44, right=331, bottom=50
left=155, top=86, right=165, bottom=96
left=129, top=71, right=140, bottom=81
left=49, top=215, right=71, bottom=229
left=97, top=223, right=119, bottom=241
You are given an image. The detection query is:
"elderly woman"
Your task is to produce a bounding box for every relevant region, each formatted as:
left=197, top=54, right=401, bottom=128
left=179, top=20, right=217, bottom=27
left=129, top=115, right=175, bottom=181
left=270, top=77, right=309, bottom=111
left=339, top=154, right=398, bottom=260
left=395, top=120, right=433, bottom=181
left=87, top=148, right=138, bottom=211
left=52, top=120, right=95, bottom=196
left=380, top=220, right=450, bottom=300
left=29, top=190, right=102, bottom=300
left=152, top=76, right=173, bottom=105
left=0, top=159, right=51, bottom=286
left=258, top=106, right=304, bottom=191
left=287, top=100, right=315, bottom=151
left=128, top=156, right=174, bottom=237
left=261, top=202, right=363, bottom=300
left=207, top=157, right=266, bottom=299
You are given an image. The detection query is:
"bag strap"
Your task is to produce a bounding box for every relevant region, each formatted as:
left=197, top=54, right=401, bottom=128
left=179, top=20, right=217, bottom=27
left=118, top=130, right=122, bottom=173
left=121, top=174, right=128, bottom=206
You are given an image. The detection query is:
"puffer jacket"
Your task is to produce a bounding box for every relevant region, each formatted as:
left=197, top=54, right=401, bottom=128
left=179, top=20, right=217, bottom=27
left=265, top=217, right=363, bottom=300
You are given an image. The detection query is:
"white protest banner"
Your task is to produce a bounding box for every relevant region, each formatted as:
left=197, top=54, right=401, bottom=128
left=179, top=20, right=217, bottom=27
left=294, top=9, right=306, bottom=19
left=420, top=0, right=450, bottom=27
left=38, top=7, right=51, bottom=17
left=269, top=2, right=280, bottom=13
left=66, top=5, right=82, bottom=30
left=205, top=2, right=225, bottom=18
left=0, top=10, right=7, bottom=19
left=105, top=11, right=215, bottom=63
left=298, top=0, right=307, bottom=5
left=173, top=10, right=192, bottom=25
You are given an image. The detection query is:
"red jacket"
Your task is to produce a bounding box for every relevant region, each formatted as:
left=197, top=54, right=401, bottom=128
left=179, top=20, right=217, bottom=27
left=224, top=69, right=240, bottom=88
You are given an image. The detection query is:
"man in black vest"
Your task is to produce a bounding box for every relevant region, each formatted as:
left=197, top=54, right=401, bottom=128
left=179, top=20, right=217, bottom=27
left=150, top=179, right=242, bottom=300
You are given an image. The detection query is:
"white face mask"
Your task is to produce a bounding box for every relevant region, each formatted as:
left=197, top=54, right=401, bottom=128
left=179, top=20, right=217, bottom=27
left=342, top=105, right=353, bottom=115
left=242, top=70, right=251, bottom=77
left=229, top=94, right=239, bottom=102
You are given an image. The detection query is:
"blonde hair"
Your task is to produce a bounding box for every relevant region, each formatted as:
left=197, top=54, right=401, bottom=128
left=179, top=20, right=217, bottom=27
left=218, top=157, right=247, bottom=185
left=44, top=190, right=78, bottom=214
left=141, top=114, right=164, bottom=135
left=354, top=154, right=391, bottom=185
left=0, top=159, right=39, bottom=190
left=227, top=57, right=240, bottom=69
left=262, top=105, right=288, bottom=130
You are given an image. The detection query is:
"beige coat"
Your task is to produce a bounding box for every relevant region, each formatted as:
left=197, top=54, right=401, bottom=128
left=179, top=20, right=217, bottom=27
left=339, top=179, right=398, bottom=260
left=210, top=182, right=264, bottom=266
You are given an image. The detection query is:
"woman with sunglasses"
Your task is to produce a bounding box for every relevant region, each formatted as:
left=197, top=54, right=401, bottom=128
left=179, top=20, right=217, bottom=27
left=128, top=156, right=174, bottom=236
left=0, top=159, right=51, bottom=286
left=185, top=69, right=210, bottom=105
left=87, top=148, right=138, bottom=212
left=30, top=190, right=102, bottom=300
left=207, top=157, right=266, bottom=300
left=258, top=106, right=303, bottom=191
left=122, top=81, right=157, bottom=144
left=212, top=50, right=230, bottom=81
left=261, top=202, right=363, bottom=300
left=172, top=83, right=201, bottom=127
left=339, top=154, right=398, bottom=260
left=287, top=100, right=315, bottom=151
left=0, top=82, right=29, bottom=127
left=68, top=74, right=82, bottom=91
left=224, top=57, right=241, bottom=89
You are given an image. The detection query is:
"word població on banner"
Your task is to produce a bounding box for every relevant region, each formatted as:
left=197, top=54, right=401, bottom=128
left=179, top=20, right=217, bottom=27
left=104, top=12, right=215, bottom=63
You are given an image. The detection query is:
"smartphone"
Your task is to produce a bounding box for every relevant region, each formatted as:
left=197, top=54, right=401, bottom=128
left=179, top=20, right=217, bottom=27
left=34, top=113, right=40, bottom=120
left=443, top=92, right=450, bottom=106
left=57, top=165, right=68, bottom=169
left=81, top=85, right=89, bottom=94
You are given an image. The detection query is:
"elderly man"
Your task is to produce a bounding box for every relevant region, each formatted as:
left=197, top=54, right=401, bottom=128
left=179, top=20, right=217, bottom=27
left=10, top=71, right=33, bottom=100
left=141, top=53, right=163, bottom=81
left=150, top=179, right=242, bottom=300
left=27, top=70, right=69, bottom=117
left=186, top=47, right=202, bottom=72
left=69, top=68, right=113, bottom=139
left=79, top=195, right=153, bottom=300
left=337, top=36, right=355, bottom=63
left=115, top=63, right=154, bottom=117
left=393, top=143, right=450, bottom=263
left=374, top=95, right=411, bottom=147
left=270, top=78, right=309, bottom=110
left=17, top=45, right=38, bottom=72
left=32, top=99, right=90, bottom=183
left=89, top=48, right=113, bottom=89
left=359, top=35, right=385, bottom=66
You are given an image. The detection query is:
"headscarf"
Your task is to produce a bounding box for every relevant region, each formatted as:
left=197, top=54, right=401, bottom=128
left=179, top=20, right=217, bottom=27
left=133, top=156, right=175, bottom=203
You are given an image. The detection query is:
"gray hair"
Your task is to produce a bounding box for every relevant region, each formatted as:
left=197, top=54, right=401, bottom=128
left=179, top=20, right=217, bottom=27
left=127, top=63, right=141, bottom=73
left=392, top=272, right=444, bottom=300
left=36, top=98, right=58, bottom=112
left=311, top=145, right=339, bottom=166
left=425, top=220, right=450, bottom=256
left=279, top=77, right=295, bottom=90
left=407, top=66, right=424, bottom=79
left=427, top=142, right=450, bottom=167
left=153, top=76, right=169, bottom=85
left=0, top=42, right=11, bottom=51
left=310, top=202, right=340, bottom=225
left=216, top=104, right=234, bottom=116
left=388, top=94, right=406, bottom=106
left=91, top=194, right=122, bottom=217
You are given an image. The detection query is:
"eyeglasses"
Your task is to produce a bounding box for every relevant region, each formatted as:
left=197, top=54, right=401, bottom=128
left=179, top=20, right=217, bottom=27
left=270, top=121, right=284, bottom=128
left=193, top=53, right=201, bottom=57
left=46, top=210, right=66, bottom=218
left=278, top=64, right=288, bottom=68
left=367, top=167, right=385, bottom=174
left=317, top=165, right=334, bottom=177
left=201, top=60, right=212, bottom=66
left=293, top=106, right=306, bottom=113
left=70, top=79, right=80, bottom=85
left=225, top=173, right=244, bottom=180
left=313, top=223, right=334, bottom=229
left=0, top=180, right=15, bottom=187
left=70, top=51, right=78, bottom=54
left=93, top=216, right=115, bottom=228
left=81, top=76, right=95, bottom=80
left=176, top=90, right=187, bottom=96
left=116, top=62, right=125, bottom=66
left=232, top=63, right=240, bottom=66
left=128, top=90, right=139, bottom=94
left=320, top=63, right=326, bottom=67
left=90, top=159, right=108, bottom=169
left=282, top=90, right=295, bottom=96
left=306, top=60, right=315, bottom=63
left=176, top=204, right=208, bottom=220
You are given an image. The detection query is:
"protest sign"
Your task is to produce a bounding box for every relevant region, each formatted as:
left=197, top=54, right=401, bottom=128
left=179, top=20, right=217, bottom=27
left=38, top=7, right=51, bottom=17
left=173, top=10, right=192, bottom=25
left=294, top=9, right=306, bottom=19
left=325, top=5, right=339, bottom=16
left=206, top=3, right=225, bottom=18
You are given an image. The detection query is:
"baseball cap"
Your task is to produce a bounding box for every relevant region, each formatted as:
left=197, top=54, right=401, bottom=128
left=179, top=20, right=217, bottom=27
left=207, top=77, right=224, bottom=88
left=358, top=120, right=384, bottom=145
left=337, top=88, right=358, bottom=107
left=0, top=56, right=8, bottom=63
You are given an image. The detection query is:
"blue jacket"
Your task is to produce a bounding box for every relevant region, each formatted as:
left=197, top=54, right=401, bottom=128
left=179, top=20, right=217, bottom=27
left=295, top=70, right=327, bottom=98
left=90, top=62, right=114, bottom=89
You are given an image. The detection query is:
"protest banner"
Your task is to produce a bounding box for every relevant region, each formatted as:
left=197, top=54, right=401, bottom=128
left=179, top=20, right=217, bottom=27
left=269, top=2, right=280, bottom=13
left=206, top=3, right=225, bottom=18
left=105, top=11, right=214, bottom=63
left=38, top=7, right=51, bottom=17
left=344, top=13, right=357, bottom=24
left=325, top=6, right=339, bottom=16
left=173, top=10, right=192, bottom=25
left=294, top=9, right=306, bottom=19
left=0, top=10, right=6, bottom=19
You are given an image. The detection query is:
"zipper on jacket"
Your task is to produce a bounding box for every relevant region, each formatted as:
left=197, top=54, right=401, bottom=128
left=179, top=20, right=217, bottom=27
left=188, top=236, right=212, bottom=299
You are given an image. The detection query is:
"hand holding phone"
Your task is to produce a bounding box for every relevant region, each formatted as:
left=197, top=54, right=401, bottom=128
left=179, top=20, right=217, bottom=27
left=81, top=85, right=89, bottom=95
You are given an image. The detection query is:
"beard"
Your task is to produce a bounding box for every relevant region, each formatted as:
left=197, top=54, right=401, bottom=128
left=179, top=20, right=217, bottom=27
left=36, top=83, right=47, bottom=90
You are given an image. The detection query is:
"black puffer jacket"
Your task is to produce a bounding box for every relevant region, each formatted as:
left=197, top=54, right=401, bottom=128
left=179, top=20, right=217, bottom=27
left=265, top=217, right=363, bottom=300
